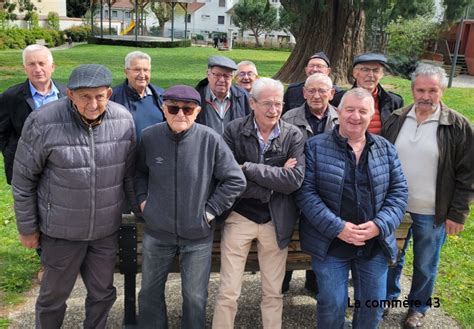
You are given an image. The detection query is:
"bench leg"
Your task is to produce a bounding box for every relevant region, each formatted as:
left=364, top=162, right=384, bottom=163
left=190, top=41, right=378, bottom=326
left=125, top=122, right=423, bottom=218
left=123, top=273, right=137, bottom=326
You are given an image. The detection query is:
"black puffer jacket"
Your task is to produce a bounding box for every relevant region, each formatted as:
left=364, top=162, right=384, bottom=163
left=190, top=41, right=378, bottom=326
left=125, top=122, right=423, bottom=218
left=13, top=98, right=137, bottom=241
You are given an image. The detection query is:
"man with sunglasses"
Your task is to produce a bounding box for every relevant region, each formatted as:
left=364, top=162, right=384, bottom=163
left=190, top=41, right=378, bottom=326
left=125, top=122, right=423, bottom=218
left=282, top=51, right=341, bottom=114
left=332, top=53, right=403, bottom=135
left=235, top=60, right=259, bottom=93
left=195, top=55, right=251, bottom=135
left=213, top=78, right=305, bottom=328
left=134, top=85, right=246, bottom=329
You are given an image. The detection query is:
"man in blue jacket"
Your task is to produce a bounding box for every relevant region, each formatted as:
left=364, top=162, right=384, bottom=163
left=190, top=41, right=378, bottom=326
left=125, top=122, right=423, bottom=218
left=295, top=88, right=408, bottom=329
left=110, top=51, right=164, bottom=142
left=134, top=85, right=246, bottom=329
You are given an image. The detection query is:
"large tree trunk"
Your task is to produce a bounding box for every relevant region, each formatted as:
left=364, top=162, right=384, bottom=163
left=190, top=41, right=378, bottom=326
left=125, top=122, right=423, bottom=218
left=274, top=1, right=365, bottom=85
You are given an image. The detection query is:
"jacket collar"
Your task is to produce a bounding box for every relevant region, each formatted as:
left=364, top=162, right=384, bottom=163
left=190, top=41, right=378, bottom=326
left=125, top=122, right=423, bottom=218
left=393, top=101, right=453, bottom=126
left=164, top=121, right=197, bottom=141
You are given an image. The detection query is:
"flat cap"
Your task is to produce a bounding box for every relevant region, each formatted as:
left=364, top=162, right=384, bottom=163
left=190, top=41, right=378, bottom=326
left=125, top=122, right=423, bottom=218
left=353, top=53, right=390, bottom=69
left=208, top=55, right=237, bottom=70
left=308, top=51, right=331, bottom=67
left=163, top=85, right=201, bottom=106
left=67, top=64, right=112, bottom=90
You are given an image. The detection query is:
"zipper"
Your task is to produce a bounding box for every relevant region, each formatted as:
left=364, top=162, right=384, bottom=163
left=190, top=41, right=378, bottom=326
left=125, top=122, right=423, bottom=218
left=174, top=139, right=178, bottom=244
left=87, top=125, right=97, bottom=240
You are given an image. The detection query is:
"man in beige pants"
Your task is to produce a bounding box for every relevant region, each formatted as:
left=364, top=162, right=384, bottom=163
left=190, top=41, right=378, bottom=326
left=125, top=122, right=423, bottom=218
left=213, top=78, right=305, bottom=328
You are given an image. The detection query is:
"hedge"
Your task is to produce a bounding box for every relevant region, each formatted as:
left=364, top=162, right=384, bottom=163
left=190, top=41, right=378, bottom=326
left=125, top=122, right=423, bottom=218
left=0, top=27, right=64, bottom=50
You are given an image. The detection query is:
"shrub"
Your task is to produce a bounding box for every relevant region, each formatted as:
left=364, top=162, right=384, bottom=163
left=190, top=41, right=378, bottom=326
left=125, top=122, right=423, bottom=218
left=63, top=25, right=91, bottom=42
left=386, top=15, right=439, bottom=61
left=0, top=27, right=64, bottom=49
left=46, top=12, right=60, bottom=31
left=28, top=11, right=40, bottom=29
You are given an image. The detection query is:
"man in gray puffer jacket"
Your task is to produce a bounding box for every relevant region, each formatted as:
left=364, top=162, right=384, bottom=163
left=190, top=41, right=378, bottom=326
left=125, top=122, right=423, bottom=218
left=12, top=64, right=138, bottom=329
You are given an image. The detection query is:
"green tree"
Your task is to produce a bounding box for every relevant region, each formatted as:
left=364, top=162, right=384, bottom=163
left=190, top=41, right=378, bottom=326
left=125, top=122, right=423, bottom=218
left=274, top=0, right=473, bottom=84
left=150, top=2, right=172, bottom=37
left=231, top=0, right=278, bottom=47
left=66, top=0, right=90, bottom=18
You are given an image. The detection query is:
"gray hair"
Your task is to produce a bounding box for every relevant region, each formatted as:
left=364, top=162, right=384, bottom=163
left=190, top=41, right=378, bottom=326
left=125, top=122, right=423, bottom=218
left=237, top=60, right=258, bottom=75
left=305, top=73, right=333, bottom=89
left=338, top=87, right=375, bottom=116
left=410, top=63, right=447, bottom=90
left=22, top=45, right=53, bottom=65
left=251, top=77, right=284, bottom=100
left=124, top=51, right=151, bottom=69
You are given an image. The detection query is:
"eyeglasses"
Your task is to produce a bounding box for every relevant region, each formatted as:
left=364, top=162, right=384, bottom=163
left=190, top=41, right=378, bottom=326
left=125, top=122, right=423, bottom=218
left=357, top=67, right=383, bottom=75
left=304, top=88, right=331, bottom=96
left=307, top=64, right=328, bottom=70
left=126, top=68, right=150, bottom=74
left=209, top=71, right=233, bottom=81
left=165, top=104, right=197, bottom=116
left=254, top=100, right=284, bottom=110
left=237, top=71, right=256, bottom=78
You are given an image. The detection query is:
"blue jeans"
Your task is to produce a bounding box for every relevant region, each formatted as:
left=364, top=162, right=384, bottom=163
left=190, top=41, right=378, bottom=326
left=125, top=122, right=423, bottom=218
left=138, top=233, right=213, bottom=329
left=386, top=213, right=446, bottom=314
left=312, top=250, right=388, bottom=329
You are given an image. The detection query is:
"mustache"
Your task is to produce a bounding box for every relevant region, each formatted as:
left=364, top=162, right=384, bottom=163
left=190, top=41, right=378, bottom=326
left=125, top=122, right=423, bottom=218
left=416, top=100, right=434, bottom=106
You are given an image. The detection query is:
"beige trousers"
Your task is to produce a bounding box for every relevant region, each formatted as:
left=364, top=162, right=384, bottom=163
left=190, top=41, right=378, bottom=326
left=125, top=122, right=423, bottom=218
left=212, top=211, right=288, bottom=329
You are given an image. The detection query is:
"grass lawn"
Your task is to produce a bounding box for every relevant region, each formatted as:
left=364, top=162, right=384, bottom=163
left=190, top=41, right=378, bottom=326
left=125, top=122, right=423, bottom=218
left=0, top=45, right=472, bottom=327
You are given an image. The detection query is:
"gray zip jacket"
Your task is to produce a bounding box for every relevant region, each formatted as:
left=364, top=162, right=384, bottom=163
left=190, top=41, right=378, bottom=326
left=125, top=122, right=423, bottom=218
left=282, top=103, right=339, bottom=139
left=13, top=98, right=137, bottom=241
left=134, top=122, right=246, bottom=244
left=223, top=114, right=305, bottom=249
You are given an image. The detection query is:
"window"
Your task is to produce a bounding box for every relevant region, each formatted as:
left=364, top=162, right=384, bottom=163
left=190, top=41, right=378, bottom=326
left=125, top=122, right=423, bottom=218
left=186, top=14, right=191, bottom=23
left=219, top=0, right=225, bottom=7
left=104, top=10, right=108, bottom=16
left=125, top=12, right=130, bottom=18
left=218, top=16, right=225, bottom=24
left=112, top=10, right=118, bottom=18
left=201, top=14, right=210, bottom=21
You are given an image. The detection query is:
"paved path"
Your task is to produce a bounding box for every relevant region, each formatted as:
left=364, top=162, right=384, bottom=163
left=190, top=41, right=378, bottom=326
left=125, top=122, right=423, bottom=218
left=7, top=271, right=460, bottom=328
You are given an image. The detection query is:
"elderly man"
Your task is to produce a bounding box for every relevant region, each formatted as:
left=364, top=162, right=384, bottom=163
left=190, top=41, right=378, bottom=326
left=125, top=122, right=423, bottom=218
left=281, top=72, right=339, bottom=294
left=235, top=60, right=259, bottom=93
left=110, top=51, right=164, bottom=141
left=12, top=64, right=137, bottom=328
left=135, top=85, right=246, bottom=329
left=0, top=44, right=67, bottom=184
left=212, top=78, right=305, bottom=329
left=295, top=88, right=408, bottom=329
left=332, top=53, right=403, bottom=135
left=195, top=55, right=251, bottom=134
left=283, top=51, right=341, bottom=113
left=382, top=64, right=473, bottom=328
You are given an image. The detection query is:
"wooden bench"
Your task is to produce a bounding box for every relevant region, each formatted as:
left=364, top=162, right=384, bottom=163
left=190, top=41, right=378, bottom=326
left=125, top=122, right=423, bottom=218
left=116, top=214, right=412, bottom=325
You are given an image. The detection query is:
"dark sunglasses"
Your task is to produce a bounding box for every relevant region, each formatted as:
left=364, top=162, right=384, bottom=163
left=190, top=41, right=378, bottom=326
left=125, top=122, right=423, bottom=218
left=166, top=105, right=197, bottom=116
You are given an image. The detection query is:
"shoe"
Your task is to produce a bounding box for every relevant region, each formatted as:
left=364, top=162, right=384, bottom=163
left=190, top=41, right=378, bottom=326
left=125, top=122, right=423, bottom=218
left=404, top=309, right=425, bottom=328
left=281, top=270, right=292, bottom=293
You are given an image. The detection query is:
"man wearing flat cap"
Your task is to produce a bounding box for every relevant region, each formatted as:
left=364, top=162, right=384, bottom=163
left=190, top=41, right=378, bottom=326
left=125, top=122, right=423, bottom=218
left=332, top=53, right=404, bottom=135
left=12, top=64, right=138, bottom=328
left=283, top=51, right=341, bottom=114
left=195, top=55, right=251, bottom=134
left=135, top=85, right=246, bottom=328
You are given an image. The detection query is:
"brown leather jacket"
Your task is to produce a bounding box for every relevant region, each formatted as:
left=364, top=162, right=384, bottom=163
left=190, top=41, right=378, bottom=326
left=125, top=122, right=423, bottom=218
left=382, top=103, right=473, bottom=225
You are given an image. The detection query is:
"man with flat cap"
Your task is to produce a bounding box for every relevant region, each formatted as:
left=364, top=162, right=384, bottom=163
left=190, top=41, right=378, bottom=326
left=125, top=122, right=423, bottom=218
left=195, top=55, right=251, bottom=134
left=283, top=51, right=341, bottom=113
left=332, top=53, right=404, bottom=135
left=12, top=64, right=138, bottom=329
left=135, top=85, right=246, bottom=328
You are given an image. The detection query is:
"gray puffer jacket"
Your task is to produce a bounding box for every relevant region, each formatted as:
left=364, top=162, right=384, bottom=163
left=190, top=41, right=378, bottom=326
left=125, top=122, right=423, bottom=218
left=13, top=98, right=137, bottom=241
